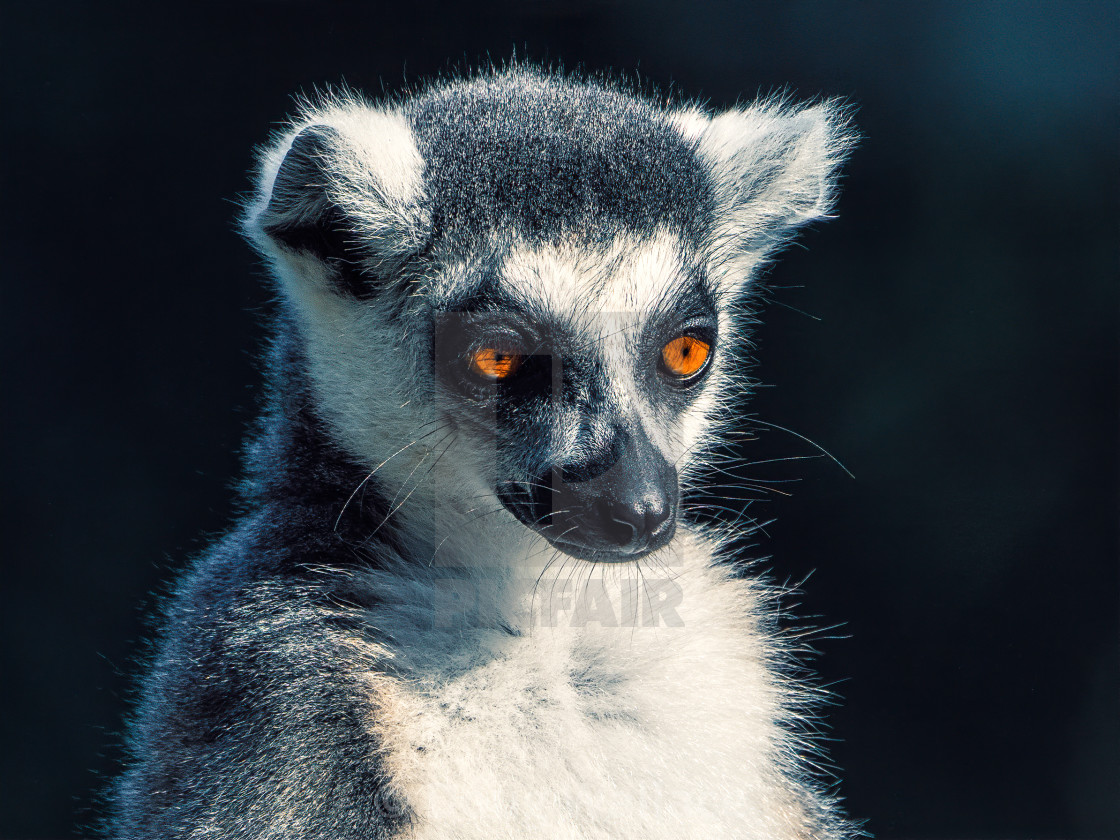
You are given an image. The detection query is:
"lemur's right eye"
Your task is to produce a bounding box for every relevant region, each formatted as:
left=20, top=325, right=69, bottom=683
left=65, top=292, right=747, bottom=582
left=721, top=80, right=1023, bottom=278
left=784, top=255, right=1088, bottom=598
left=469, top=347, right=523, bottom=381
left=660, top=335, right=712, bottom=382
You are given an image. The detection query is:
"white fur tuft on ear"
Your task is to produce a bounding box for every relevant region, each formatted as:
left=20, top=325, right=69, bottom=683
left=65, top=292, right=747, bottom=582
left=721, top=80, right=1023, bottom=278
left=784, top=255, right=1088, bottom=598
left=243, top=98, right=430, bottom=278
left=677, top=100, right=855, bottom=259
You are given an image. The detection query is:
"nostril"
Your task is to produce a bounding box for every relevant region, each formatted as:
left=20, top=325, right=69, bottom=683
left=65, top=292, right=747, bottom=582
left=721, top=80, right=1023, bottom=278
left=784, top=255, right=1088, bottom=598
left=604, top=494, right=673, bottom=551
left=602, top=499, right=641, bottom=548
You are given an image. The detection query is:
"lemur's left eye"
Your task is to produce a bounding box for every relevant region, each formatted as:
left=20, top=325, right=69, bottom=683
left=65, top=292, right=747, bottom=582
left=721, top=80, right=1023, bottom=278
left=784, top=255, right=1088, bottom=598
left=469, top=347, right=523, bottom=381
left=660, top=335, right=712, bottom=381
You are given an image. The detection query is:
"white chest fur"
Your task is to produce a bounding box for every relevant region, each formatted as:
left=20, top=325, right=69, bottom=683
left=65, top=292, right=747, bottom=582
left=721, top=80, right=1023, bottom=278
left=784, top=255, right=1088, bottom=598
left=356, top=533, right=822, bottom=840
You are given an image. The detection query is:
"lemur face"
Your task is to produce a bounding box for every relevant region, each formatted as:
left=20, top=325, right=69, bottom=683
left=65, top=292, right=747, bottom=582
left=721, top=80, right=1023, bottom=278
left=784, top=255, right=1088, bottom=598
left=244, top=71, right=851, bottom=564
left=427, top=233, right=719, bottom=561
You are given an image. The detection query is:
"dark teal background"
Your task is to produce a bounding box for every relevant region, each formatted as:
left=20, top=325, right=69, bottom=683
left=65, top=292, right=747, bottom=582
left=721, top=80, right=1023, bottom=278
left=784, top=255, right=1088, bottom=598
left=1, top=2, right=1116, bottom=837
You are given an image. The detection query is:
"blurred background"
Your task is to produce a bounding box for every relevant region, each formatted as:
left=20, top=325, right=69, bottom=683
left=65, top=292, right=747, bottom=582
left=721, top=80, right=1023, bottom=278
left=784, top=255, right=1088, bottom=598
left=1, top=1, right=1116, bottom=837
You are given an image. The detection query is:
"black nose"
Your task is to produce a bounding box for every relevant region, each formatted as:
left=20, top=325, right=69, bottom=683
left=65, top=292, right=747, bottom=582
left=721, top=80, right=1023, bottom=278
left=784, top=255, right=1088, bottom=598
left=601, top=492, right=675, bottom=554
left=501, top=424, right=680, bottom=561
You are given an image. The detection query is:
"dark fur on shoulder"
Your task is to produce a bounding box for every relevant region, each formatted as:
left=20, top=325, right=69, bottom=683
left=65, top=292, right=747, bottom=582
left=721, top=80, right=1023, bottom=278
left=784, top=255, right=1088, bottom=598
left=112, top=321, right=414, bottom=837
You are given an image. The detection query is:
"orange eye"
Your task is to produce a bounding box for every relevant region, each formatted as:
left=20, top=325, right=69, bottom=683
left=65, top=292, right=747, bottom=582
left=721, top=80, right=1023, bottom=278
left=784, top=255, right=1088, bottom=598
left=661, top=335, right=711, bottom=379
left=469, top=347, right=523, bottom=381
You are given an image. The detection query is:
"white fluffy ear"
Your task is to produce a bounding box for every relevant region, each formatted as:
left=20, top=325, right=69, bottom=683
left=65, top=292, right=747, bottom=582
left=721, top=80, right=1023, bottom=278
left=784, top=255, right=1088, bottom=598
left=243, top=103, right=431, bottom=294
left=678, top=100, right=854, bottom=257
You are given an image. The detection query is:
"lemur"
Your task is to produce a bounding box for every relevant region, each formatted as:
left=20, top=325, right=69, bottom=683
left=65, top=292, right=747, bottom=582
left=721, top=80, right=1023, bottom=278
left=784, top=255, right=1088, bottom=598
left=111, top=67, right=856, bottom=839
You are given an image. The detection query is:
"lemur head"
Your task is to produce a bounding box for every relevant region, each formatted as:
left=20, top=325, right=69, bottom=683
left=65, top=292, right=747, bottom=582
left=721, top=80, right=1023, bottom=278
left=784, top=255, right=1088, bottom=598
left=243, top=69, right=852, bottom=565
